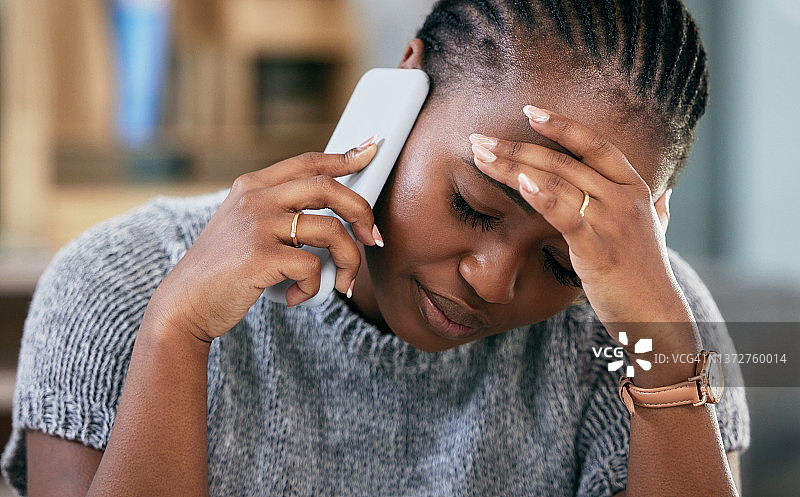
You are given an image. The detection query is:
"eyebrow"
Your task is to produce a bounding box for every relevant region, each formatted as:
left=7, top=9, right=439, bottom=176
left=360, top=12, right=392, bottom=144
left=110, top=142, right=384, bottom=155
left=459, top=155, right=539, bottom=216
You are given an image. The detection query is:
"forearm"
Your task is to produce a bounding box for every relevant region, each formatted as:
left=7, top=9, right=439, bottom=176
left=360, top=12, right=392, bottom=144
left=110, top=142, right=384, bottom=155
left=625, top=323, right=738, bottom=497
left=87, top=314, right=212, bottom=497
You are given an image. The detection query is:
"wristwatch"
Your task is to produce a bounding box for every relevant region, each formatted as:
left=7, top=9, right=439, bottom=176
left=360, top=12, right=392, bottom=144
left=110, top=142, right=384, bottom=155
left=618, top=349, right=724, bottom=416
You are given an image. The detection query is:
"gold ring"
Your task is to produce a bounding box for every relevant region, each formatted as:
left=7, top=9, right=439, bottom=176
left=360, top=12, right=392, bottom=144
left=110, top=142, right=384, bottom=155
left=579, top=191, right=590, bottom=217
left=290, top=211, right=304, bottom=248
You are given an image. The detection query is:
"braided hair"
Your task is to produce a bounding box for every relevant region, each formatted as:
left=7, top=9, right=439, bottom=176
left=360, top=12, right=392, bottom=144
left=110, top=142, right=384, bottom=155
left=417, top=0, right=709, bottom=189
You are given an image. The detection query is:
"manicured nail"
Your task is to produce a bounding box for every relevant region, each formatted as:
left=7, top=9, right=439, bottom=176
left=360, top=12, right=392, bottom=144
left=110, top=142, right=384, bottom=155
left=469, top=133, right=498, bottom=150
left=666, top=189, right=673, bottom=203
left=356, top=134, right=380, bottom=152
left=518, top=173, right=539, bottom=195
left=346, top=279, right=355, bottom=299
left=523, top=105, right=550, bottom=124
left=372, top=224, right=384, bottom=247
left=472, top=143, right=497, bottom=164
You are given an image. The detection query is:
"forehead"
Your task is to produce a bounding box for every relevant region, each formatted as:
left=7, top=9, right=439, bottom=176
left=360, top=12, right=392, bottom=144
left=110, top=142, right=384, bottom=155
left=422, top=73, right=672, bottom=192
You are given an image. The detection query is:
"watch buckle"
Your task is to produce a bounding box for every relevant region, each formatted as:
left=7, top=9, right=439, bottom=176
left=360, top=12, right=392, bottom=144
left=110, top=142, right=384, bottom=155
left=692, top=392, right=709, bottom=407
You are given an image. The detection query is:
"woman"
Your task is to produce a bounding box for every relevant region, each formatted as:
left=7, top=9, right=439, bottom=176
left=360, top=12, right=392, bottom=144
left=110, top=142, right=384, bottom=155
left=3, top=0, right=749, bottom=495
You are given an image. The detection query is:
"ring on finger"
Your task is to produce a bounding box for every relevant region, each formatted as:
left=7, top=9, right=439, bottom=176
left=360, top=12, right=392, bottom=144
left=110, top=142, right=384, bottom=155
left=290, top=211, right=304, bottom=248
left=579, top=191, right=590, bottom=217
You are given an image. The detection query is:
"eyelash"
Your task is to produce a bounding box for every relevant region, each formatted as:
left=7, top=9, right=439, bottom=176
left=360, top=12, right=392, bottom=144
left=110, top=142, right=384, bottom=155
left=450, top=189, right=583, bottom=288
left=449, top=189, right=500, bottom=232
left=542, top=246, right=583, bottom=289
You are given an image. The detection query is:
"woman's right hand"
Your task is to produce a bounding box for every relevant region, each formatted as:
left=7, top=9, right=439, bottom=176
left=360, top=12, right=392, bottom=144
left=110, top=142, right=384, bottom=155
left=144, top=138, right=382, bottom=343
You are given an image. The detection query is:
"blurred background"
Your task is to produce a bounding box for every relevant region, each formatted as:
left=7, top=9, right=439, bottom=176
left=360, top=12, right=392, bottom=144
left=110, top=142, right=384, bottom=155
left=0, top=0, right=797, bottom=495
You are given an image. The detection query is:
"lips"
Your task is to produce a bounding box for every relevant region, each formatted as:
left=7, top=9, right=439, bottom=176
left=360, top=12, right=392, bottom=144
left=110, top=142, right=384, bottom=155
left=415, top=279, right=490, bottom=339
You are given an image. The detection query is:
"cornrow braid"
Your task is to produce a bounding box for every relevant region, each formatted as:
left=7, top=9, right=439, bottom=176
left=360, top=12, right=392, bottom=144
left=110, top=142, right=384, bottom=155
left=417, top=0, right=512, bottom=88
left=599, top=0, right=618, bottom=51
left=573, top=0, right=599, bottom=56
left=656, top=0, right=686, bottom=102
left=541, top=0, right=574, bottom=43
left=417, top=0, right=710, bottom=188
left=474, top=0, right=504, bottom=29
left=637, top=0, right=667, bottom=93
left=619, top=0, right=643, bottom=76
left=508, top=0, right=535, bottom=25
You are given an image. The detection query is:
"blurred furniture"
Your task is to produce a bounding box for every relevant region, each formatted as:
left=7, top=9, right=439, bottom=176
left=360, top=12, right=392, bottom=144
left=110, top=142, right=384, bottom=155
left=1, top=0, right=360, bottom=249
left=0, top=0, right=361, bottom=434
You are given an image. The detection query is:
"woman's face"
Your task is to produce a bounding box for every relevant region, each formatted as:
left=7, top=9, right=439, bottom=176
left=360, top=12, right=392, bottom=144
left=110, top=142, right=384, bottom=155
left=352, top=44, right=670, bottom=352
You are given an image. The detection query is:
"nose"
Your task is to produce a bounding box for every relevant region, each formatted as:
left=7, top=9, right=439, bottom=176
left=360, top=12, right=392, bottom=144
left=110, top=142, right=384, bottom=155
left=458, top=246, right=522, bottom=305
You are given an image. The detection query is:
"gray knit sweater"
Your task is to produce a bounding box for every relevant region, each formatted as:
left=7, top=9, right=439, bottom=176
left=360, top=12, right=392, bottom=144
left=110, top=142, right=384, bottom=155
left=2, top=190, right=750, bottom=496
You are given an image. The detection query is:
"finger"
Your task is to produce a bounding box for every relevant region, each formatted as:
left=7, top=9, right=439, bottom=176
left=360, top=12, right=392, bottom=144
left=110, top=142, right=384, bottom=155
left=232, top=135, right=380, bottom=190
left=276, top=212, right=362, bottom=296
left=522, top=105, right=642, bottom=186
left=267, top=247, right=323, bottom=308
left=516, top=172, right=601, bottom=241
left=469, top=134, right=610, bottom=199
left=270, top=174, right=381, bottom=247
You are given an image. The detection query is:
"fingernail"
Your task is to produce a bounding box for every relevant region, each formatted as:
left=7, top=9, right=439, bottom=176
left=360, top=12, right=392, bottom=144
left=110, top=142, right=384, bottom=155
left=372, top=224, right=384, bottom=247
left=346, top=279, right=355, bottom=299
left=469, top=133, right=498, bottom=150
left=523, top=105, right=550, bottom=124
left=356, top=134, right=380, bottom=152
left=472, top=143, right=497, bottom=164
left=666, top=189, right=673, bottom=203
left=518, top=173, right=539, bottom=195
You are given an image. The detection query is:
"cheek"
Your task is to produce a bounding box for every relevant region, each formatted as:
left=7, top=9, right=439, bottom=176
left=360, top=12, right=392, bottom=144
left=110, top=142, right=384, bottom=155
left=514, top=268, right=585, bottom=321
left=372, top=157, right=456, bottom=263
left=504, top=230, right=587, bottom=321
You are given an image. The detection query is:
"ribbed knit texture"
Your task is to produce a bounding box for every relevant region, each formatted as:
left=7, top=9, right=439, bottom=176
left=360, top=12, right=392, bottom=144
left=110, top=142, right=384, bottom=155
left=2, top=191, right=750, bottom=496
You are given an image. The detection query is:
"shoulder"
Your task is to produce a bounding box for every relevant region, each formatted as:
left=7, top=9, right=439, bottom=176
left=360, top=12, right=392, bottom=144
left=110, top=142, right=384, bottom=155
left=51, top=188, right=226, bottom=288
left=146, top=189, right=229, bottom=259
left=23, top=188, right=228, bottom=401
left=27, top=189, right=227, bottom=327
left=1, top=190, right=228, bottom=493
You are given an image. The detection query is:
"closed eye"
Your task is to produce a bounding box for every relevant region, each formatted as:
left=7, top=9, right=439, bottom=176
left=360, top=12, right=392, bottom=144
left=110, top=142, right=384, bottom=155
left=450, top=186, right=501, bottom=232
left=542, top=245, right=582, bottom=288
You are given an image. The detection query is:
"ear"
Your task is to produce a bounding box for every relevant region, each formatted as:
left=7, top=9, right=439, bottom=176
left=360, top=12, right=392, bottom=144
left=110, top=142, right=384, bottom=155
left=653, top=189, right=673, bottom=235
left=399, top=38, right=425, bottom=69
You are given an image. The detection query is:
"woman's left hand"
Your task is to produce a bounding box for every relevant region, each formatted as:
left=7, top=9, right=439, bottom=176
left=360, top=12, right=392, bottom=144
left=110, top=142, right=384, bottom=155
left=469, top=105, right=698, bottom=354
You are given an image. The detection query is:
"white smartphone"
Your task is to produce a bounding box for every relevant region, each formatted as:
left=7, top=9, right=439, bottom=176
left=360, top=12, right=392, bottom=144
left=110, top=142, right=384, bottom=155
left=263, top=68, right=430, bottom=307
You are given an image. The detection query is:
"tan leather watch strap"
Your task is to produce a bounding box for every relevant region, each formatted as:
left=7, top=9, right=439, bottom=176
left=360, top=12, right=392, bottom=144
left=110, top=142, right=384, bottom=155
left=618, top=349, right=723, bottom=416
left=618, top=377, right=702, bottom=416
